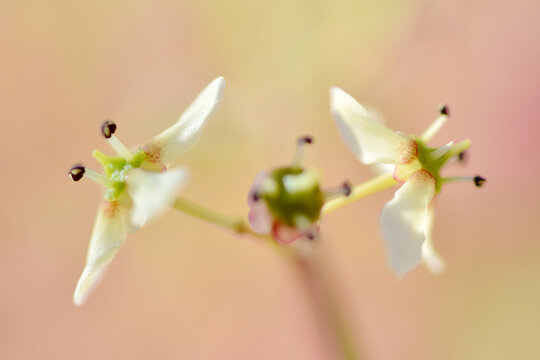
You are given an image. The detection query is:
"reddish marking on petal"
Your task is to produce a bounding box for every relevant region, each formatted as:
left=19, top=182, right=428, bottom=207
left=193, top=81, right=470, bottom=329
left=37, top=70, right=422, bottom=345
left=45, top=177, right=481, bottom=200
left=410, top=170, right=437, bottom=207
left=143, top=144, right=163, bottom=165
left=399, top=139, right=418, bottom=164
left=102, top=201, right=119, bottom=218
left=409, top=169, right=436, bottom=188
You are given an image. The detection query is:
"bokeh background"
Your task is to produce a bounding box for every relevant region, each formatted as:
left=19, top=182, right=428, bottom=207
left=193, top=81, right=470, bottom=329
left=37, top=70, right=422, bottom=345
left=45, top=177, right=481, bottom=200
left=2, top=0, right=539, bottom=359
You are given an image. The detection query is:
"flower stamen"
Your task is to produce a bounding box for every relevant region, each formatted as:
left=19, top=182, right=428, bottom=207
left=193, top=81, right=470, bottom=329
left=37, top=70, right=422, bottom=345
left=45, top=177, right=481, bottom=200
left=429, top=142, right=453, bottom=160
left=101, top=120, right=134, bottom=161
left=323, top=181, right=352, bottom=200
left=473, top=176, right=486, bottom=187
left=250, top=190, right=261, bottom=202
left=84, top=167, right=114, bottom=187
left=439, top=139, right=471, bottom=164
left=421, top=105, right=449, bottom=142
left=68, top=164, right=113, bottom=187
left=68, top=165, right=85, bottom=182
left=293, top=135, right=313, bottom=165
left=441, top=175, right=487, bottom=187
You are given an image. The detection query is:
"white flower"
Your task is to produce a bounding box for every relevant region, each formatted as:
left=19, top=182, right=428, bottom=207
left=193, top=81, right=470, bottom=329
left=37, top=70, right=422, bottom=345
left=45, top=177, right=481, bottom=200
left=69, top=77, right=225, bottom=305
left=330, top=87, right=484, bottom=276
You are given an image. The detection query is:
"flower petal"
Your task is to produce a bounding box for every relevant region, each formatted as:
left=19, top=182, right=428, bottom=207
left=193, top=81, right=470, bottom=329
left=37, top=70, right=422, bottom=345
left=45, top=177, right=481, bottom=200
left=126, top=168, right=189, bottom=230
left=272, top=222, right=305, bottom=245
left=380, top=170, right=435, bottom=276
left=421, top=207, right=446, bottom=274
left=144, top=77, right=225, bottom=167
left=247, top=172, right=273, bottom=233
left=248, top=201, right=273, bottom=234
left=73, top=201, right=128, bottom=306
left=330, top=87, right=415, bottom=164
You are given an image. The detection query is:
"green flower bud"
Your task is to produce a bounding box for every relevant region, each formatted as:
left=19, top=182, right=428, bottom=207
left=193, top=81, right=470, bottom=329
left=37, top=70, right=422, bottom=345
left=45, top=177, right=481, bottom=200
left=261, top=166, right=324, bottom=229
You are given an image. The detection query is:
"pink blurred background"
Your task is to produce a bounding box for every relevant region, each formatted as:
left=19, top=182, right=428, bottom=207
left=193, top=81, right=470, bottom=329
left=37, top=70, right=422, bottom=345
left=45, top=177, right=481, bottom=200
left=2, top=0, right=539, bottom=358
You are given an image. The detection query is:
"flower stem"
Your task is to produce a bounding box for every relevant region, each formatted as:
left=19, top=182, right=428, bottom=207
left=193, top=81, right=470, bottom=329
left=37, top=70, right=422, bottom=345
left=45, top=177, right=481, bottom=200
left=291, top=251, right=362, bottom=359
left=173, top=196, right=253, bottom=235
left=171, top=195, right=289, bottom=255
left=322, top=173, right=398, bottom=215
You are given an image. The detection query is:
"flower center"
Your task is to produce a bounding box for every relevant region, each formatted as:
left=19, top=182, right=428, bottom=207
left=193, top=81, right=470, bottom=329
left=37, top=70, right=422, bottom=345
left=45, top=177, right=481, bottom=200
left=394, top=138, right=471, bottom=192
left=67, top=120, right=147, bottom=201
left=92, top=148, right=146, bottom=201
left=262, top=166, right=325, bottom=228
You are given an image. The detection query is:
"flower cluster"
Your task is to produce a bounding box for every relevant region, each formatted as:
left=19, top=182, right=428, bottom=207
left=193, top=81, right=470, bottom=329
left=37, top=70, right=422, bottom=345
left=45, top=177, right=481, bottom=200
left=68, top=77, right=485, bottom=305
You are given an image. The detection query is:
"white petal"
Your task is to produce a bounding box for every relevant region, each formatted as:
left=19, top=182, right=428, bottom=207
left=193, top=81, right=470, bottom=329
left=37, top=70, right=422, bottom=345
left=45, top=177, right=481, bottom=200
left=247, top=171, right=273, bottom=233
left=330, top=87, right=414, bottom=165
left=145, top=77, right=225, bottom=167
left=248, top=201, right=273, bottom=234
left=247, top=171, right=269, bottom=207
left=127, top=168, right=189, bottom=230
left=371, top=163, right=396, bottom=176
left=272, top=223, right=305, bottom=245
left=73, top=201, right=128, bottom=306
left=421, top=207, right=446, bottom=274
left=380, top=170, right=436, bottom=276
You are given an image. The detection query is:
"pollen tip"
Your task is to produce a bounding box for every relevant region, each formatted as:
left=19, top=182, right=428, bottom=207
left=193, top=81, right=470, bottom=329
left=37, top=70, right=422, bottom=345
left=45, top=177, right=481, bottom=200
left=458, top=151, right=467, bottom=162
left=101, top=120, right=117, bottom=139
left=439, top=105, right=450, bottom=116
left=473, top=175, right=486, bottom=187
left=297, top=135, right=314, bottom=145
left=342, top=181, right=352, bottom=197
left=251, top=190, right=261, bottom=202
left=68, top=164, right=85, bottom=182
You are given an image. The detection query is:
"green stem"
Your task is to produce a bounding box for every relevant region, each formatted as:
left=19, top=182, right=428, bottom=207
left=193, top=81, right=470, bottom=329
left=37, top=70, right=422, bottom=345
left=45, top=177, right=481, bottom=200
left=292, top=251, right=362, bottom=359
left=322, top=173, right=398, bottom=215
left=172, top=196, right=287, bottom=253
left=173, top=196, right=252, bottom=235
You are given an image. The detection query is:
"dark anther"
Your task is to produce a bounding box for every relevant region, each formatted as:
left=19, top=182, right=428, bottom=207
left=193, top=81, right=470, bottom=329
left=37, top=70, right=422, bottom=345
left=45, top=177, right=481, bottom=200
left=306, top=233, right=315, bottom=240
left=458, top=151, right=467, bottom=162
left=251, top=191, right=261, bottom=202
left=342, top=181, right=352, bottom=197
left=439, top=105, right=450, bottom=116
left=101, top=120, right=117, bottom=139
left=297, top=135, right=314, bottom=145
left=68, top=165, right=85, bottom=182
left=473, top=176, right=486, bottom=187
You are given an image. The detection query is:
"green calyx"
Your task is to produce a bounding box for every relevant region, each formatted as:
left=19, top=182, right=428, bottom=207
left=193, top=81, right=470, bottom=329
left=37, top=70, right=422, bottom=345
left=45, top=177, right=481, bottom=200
left=261, top=166, right=324, bottom=228
left=414, top=138, right=471, bottom=192
left=92, top=148, right=146, bottom=201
